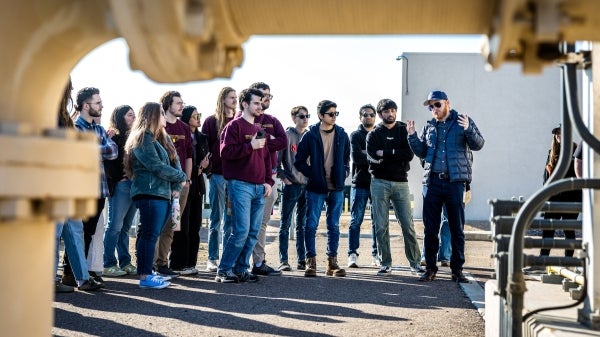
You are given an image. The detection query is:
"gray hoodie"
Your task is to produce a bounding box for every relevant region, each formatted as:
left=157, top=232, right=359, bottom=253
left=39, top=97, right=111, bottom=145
left=277, top=126, right=308, bottom=185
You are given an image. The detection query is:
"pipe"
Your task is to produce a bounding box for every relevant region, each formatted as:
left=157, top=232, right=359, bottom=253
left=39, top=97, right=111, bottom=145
left=508, top=178, right=600, bottom=336
left=548, top=266, right=585, bottom=285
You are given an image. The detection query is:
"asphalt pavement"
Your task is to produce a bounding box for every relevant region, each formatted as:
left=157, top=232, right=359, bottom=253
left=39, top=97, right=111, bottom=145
left=53, top=213, right=492, bottom=337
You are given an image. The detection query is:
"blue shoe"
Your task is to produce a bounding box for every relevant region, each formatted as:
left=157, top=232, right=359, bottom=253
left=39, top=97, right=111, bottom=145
left=140, top=275, right=171, bottom=289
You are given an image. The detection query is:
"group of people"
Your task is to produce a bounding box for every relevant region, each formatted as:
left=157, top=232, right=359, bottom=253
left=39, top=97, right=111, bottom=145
left=54, top=83, right=485, bottom=291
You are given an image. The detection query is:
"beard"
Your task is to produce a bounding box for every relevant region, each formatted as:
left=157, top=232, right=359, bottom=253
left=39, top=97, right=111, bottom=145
left=433, top=106, right=449, bottom=121
left=88, top=107, right=101, bottom=118
left=382, top=118, right=395, bottom=125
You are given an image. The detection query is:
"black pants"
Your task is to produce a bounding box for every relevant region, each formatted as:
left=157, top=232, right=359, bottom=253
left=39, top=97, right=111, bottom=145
left=541, top=212, right=578, bottom=257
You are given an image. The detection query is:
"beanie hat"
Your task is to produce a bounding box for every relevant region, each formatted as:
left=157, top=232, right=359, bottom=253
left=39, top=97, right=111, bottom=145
left=181, top=105, right=197, bottom=125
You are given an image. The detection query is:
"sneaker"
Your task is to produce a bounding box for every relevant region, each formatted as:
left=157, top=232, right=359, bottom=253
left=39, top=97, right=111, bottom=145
left=347, top=253, right=358, bottom=268
left=61, top=273, right=77, bottom=287
left=419, top=269, right=437, bottom=282
left=297, top=261, right=306, bottom=270
left=103, top=266, right=127, bottom=277
left=252, top=263, right=282, bottom=276
left=173, top=267, right=198, bottom=276
left=55, top=280, right=74, bottom=293
left=377, top=265, right=392, bottom=276
left=78, top=277, right=104, bottom=291
left=89, top=271, right=104, bottom=284
left=156, top=265, right=180, bottom=279
left=522, top=266, right=546, bottom=274
left=206, top=260, right=218, bottom=272
left=151, top=271, right=171, bottom=281
left=440, top=261, right=451, bottom=267
left=278, top=262, right=292, bottom=271
left=121, top=264, right=137, bottom=275
left=140, top=275, right=171, bottom=289
left=410, top=264, right=426, bottom=274
left=371, top=255, right=381, bottom=267
left=215, top=270, right=239, bottom=283
left=236, top=271, right=259, bottom=283
left=451, top=270, right=470, bottom=283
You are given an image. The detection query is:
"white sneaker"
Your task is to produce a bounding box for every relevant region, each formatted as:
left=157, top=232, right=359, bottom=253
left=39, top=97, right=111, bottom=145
left=175, top=267, right=199, bottom=276
left=347, top=253, right=358, bottom=268
left=206, top=260, right=218, bottom=272
left=371, top=256, right=381, bottom=267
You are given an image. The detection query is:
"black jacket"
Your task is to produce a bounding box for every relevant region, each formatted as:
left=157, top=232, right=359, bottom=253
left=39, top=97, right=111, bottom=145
left=350, top=124, right=371, bottom=189
left=366, top=121, right=414, bottom=182
left=191, top=130, right=210, bottom=196
left=103, top=132, right=127, bottom=196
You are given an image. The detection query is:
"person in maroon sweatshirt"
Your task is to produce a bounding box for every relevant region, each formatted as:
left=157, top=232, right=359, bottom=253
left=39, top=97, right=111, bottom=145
left=215, top=88, right=274, bottom=283
left=201, top=87, right=237, bottom=272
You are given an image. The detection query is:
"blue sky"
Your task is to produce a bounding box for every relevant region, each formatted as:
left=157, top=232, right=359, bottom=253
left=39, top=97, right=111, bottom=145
left=71, top=35, right=485, bottom=131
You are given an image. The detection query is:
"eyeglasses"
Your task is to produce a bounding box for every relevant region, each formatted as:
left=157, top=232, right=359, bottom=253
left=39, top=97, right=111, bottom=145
left=427, top=101, right=443, bottom=111
left=362, top=113, right=376, bottom=118
left=263, top=94, right=273, bottom=100
left=322, top=111, right=339, bottom=118
left=295, top=114, right=310, bottom=120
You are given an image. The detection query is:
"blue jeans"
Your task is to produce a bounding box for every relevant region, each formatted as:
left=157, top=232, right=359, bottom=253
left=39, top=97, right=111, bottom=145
left=304, top=190, right=343, bottom=258
left=422, top=176, right=466, bottom=273
left=370, top=178, right=421, bottom=267
left=103, top=180, right=136, bottom=268
left=420, top=205, right=451, bottom=262
left=278, top=183, right=307, bottom=263
left=135, top=198, right=170, bottom=276
left=347, top=187, right=377, bottom=257
left=218, top=180, right=265, bottom=273
left=208, top=174, right=232, bottom=261
left=55, top=219, right=90, bottom=282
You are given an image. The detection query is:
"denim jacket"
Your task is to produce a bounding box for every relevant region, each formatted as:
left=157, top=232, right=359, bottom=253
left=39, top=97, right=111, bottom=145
left=130, top=130, right=187, bottom=200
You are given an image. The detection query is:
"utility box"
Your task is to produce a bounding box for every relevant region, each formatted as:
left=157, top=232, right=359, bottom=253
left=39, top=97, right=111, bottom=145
left=398, top=53, right=564, bottom=220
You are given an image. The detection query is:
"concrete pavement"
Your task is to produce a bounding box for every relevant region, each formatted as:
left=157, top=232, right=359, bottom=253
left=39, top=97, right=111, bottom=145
left=53, top=214, right=491, bottom=337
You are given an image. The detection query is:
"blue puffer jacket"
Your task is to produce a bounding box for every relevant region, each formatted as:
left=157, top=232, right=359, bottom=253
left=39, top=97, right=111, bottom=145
left=408, top=109, right=484, bottom=184
left=294, top=122, right=350, bottom=193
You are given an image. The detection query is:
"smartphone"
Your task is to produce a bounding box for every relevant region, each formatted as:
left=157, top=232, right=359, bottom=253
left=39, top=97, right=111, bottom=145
left=256, top=130, right=266, bottom=139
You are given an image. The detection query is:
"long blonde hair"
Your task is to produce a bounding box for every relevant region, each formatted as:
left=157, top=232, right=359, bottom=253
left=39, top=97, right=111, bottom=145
left=215, top=86, right=236, bottom=137
left=124, top=102, right=178, bottom=178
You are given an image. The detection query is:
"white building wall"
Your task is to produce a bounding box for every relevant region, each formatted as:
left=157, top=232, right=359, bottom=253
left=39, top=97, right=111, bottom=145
left=399, top=53, right=565, bottom=220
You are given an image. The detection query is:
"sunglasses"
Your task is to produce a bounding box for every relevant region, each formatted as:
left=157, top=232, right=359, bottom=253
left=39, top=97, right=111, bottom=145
left=191, top=114, right=201, bottom=120
left=322, top=111, right=339, bottom=118
left=296, top=114, right=310, bottom=119
left=427, top=101, right=443, bottom=111
left=362, top=113, right=376, bottom=118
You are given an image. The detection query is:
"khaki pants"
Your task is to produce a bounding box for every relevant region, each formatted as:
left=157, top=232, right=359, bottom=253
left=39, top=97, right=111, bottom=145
left=154, top=184, right=190, bottom=267
left=251, top=177, right=279, bottom=265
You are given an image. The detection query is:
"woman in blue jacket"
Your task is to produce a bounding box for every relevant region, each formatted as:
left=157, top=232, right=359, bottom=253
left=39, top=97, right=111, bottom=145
left=124, top=102, right=187, bottom=289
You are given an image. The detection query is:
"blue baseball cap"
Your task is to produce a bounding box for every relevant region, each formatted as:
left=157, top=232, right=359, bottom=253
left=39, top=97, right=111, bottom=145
left=423, top=90, right=448, bottom=106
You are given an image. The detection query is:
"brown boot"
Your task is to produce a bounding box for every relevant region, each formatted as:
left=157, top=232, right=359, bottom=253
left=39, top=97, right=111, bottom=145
left=326, top=256, right=346, bottom=277
left=304, top=257, right=317, bottom=277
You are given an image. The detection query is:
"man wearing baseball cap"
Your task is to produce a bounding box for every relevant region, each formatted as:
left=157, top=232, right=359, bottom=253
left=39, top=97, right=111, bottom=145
left=407, top=90, right=485, bottom=283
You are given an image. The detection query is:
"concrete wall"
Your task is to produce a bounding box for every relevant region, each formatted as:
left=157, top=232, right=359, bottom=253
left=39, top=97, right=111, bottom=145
left=399, top=53, right=565, bottom=221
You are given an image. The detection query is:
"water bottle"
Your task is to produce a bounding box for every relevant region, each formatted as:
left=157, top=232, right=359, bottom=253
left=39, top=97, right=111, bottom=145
left=171, top=197, right=181, bottom=231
